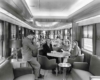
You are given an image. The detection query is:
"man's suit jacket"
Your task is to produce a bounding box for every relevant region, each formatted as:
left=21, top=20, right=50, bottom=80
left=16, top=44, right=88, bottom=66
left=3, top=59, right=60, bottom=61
left=42, top=43, right=53, bottom=56
left=21, top=37, right=38, bottom=61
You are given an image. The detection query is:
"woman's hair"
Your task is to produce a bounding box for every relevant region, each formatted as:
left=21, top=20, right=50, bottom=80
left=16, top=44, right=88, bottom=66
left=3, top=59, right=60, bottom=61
left=74, top=41, right=78, bottom=46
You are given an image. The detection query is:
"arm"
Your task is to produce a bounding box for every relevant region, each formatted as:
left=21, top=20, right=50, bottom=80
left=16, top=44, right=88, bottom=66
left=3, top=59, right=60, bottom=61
left=28, top=41, right=38, bottom=50
left=27, top=41, right=38, bottom=54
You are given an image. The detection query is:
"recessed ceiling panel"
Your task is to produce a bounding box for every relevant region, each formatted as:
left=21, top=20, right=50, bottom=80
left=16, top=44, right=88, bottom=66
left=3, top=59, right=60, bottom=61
left=25, top=0, right=78, bottom=11
left=39, top=0, right=77, bottom=11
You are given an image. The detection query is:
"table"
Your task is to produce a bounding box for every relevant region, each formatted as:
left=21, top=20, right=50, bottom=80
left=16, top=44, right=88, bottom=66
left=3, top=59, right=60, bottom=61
left=47, top=51, right=70, bottom=62
left=47, top=51, right=70, bottom=72
left=58, top=63, right=71, bottom=80
left=11, top=59, right=28, bottom=69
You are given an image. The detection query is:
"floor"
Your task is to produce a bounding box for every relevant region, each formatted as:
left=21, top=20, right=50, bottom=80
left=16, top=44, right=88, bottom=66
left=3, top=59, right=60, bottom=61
left=39, top=70, right=73, bottom=80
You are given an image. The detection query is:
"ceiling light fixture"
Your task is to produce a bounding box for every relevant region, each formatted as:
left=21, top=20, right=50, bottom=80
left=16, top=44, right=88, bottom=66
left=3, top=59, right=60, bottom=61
left=35, top=21, right=59, bottom=27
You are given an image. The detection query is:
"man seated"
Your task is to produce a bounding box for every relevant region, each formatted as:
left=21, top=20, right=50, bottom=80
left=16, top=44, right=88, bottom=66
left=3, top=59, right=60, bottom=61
left=42, top=38, right=53, bottom=57
left=42, top=38, right=58, bottom=74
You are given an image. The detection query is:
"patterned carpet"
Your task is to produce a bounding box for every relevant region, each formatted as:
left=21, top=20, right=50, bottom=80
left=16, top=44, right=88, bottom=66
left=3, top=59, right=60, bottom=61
left=39, top=70, right=73, bottom=80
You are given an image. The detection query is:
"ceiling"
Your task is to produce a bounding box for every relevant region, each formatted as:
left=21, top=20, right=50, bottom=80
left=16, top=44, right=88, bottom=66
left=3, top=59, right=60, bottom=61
left=0, top=0, right=100, bottom=30
left=25, top=0, right=95, bottom=18
left=25, top=0, right=78, bottom=14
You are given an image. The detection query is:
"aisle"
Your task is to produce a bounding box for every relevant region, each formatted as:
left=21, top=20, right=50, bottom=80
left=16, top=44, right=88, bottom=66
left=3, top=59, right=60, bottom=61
left=40, top=70, right=73, bottom=80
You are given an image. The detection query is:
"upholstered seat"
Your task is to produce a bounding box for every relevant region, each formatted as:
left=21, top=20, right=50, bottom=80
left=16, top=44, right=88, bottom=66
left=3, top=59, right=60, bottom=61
left=0, top=60, right=35, bottom=80
left=38, top=55, right=57, bottom=76
left=71, top=68, right=92, bottom=80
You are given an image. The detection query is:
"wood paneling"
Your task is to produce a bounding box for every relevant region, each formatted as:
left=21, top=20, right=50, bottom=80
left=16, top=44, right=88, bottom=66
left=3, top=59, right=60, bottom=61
left=72, top=22, right=82, bottom=47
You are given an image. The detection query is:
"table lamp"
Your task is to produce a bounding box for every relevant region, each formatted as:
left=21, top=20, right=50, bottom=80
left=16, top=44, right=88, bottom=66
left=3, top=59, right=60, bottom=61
left=90, top=76, right=100, bottom=80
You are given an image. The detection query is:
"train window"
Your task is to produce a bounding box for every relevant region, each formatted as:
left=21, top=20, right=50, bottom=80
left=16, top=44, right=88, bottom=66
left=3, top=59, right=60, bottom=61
left=22, top=28, right=24, bottom=38
left=82, top=25, right=93, bottom=52
left=11, top=24, right=17, bottom=40
left=65, top=29, right=67, bottom=39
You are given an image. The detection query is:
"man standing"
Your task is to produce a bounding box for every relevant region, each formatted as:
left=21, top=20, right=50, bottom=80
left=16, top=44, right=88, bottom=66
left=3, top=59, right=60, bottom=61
left=21, top=31, right=43, bottom=80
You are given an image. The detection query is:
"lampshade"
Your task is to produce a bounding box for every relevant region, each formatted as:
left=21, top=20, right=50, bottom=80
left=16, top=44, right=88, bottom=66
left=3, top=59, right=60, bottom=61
left=10, top=40, right=22, bottom=48
left=90, top=76, right=100, bottom=80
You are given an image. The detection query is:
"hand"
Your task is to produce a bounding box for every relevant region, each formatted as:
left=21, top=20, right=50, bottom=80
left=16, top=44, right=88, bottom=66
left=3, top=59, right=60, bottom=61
left=61, top=49, right=64, bottom=52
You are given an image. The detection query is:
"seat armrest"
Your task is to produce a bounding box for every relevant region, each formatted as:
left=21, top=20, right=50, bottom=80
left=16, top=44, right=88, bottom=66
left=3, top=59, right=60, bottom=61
left=90, top=76, right=100, bottom=80
left=49, top=59, right=57, bottom=66
left=73, top=62, right=89, bottom=71
left=49, top=59, right=56, bottom=64
left=13, top=67, right=33, bottom=79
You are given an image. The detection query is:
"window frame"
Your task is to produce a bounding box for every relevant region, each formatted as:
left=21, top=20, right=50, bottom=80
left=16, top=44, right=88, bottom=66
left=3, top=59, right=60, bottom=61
left=82, top=25, right=93, bottom=53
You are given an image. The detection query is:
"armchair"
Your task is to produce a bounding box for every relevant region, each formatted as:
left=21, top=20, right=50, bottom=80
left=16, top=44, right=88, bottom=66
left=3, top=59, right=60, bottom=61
left=71, top=55, right=100, bottom=80
left=37, top=55, right=57, bottom=76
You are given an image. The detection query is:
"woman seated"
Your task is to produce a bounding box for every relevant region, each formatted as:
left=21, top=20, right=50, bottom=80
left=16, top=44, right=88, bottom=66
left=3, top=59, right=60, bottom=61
left=52, top=38, right=62, bottom=52
left=60, top=39, right=71, bottom=62
left=63, top=41, right=81, bottom=63
left=70, top=41, right=81, bottom=58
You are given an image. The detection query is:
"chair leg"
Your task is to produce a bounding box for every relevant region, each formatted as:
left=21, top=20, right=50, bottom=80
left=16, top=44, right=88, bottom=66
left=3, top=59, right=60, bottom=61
left=55, top=67, right=58, bottom=76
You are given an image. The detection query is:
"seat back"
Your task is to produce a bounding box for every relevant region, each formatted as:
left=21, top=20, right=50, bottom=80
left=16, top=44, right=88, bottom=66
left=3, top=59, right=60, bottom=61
left=89, top=55, right=100, bottom=76
left=0, top=60, right=14, bottom=80
left=38, top=55, right=57, bottom=70
left=39, top=49, right=44, bottom=55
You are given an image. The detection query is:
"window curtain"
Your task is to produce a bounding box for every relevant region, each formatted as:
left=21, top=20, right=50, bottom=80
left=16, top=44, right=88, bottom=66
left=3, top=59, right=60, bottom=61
left=93, top=24, right=96, bottom=55
left=0, top=21, right=3, bottom=58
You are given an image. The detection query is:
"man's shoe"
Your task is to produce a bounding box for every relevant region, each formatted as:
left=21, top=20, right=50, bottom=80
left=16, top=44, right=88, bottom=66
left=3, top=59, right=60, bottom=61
left=38, top=74, right=44, bottom=78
